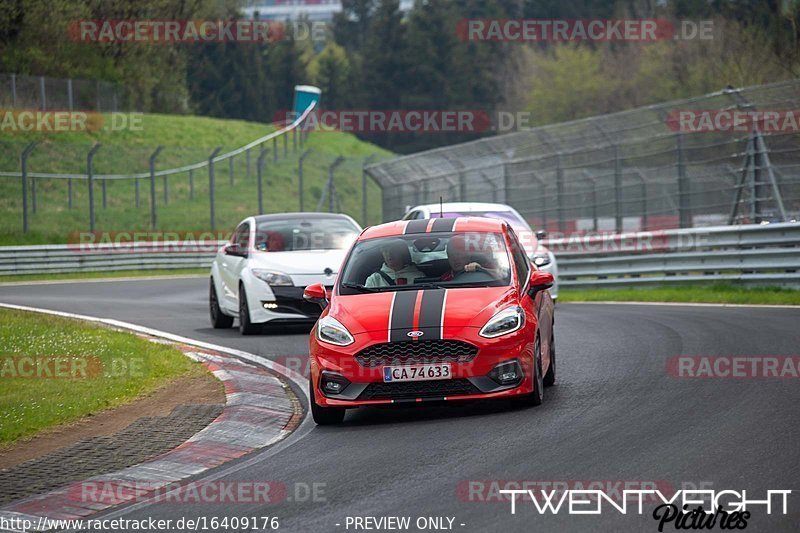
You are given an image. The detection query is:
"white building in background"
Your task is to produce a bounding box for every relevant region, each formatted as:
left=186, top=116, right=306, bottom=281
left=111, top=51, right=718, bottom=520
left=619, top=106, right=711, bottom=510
left=242, top=0, right=414, bottom=21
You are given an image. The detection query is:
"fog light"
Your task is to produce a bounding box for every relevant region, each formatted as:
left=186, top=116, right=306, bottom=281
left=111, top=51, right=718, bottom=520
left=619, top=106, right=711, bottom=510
left=262, top=301, right=278, bottom=309
left=320, top=371, right=350, bottom=396
left=489, top=360, right=523, bottom=386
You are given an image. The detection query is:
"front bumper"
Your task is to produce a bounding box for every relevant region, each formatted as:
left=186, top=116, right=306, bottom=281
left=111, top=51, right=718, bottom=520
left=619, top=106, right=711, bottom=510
left=310, top=326, right=536, bottom=407
left=247, top=285, right=328, bottom=324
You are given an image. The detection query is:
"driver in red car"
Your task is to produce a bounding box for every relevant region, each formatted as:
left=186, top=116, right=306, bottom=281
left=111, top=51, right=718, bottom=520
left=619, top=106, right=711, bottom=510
left=440, top=234, right=501, bottom=281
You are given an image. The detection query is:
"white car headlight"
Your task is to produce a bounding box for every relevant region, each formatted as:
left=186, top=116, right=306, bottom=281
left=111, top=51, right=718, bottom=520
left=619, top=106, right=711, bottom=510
left=317, top=316, right=354, bottom=346
left=531, top=252, right=551, bottom=267
left=479, top=307, right=525, bottom=338
left=251, top=269, right=294, bottom=286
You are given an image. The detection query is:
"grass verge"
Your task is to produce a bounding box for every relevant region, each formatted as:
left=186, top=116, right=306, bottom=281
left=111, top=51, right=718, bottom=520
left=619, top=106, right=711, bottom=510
left=0, top=308, right=208, bottom=445
left=559, top=283, right=800, bottom=305
left=0, top=113, right=392, bottom=245
left=0, top=268, right=207, bottom=284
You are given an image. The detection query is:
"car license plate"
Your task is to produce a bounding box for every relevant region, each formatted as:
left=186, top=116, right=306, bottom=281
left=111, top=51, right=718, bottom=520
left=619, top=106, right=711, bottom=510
left=383, top=364, right=451, bottom=383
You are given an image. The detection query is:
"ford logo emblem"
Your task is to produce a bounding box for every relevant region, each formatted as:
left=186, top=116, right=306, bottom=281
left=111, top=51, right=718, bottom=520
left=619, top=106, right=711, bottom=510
left=407, top=330, right=424, bottom=338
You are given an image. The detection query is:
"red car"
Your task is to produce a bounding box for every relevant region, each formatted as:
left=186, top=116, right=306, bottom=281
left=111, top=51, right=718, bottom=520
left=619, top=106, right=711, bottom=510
left=303, top=217, right=556, bottom=425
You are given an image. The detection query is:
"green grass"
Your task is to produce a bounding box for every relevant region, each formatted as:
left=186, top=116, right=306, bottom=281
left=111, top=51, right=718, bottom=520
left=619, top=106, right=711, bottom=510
left=0, top=113, right=392, bottom=245
left=0, top=268, right=207, bottom=283
left=559, top=283, right=800, bottom=305
left=0, top=308, right=209, bottom=445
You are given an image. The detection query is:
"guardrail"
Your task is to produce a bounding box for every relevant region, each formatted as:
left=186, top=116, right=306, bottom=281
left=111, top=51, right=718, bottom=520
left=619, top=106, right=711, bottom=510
left=547, top=222, right=800, bottom=287
left=0, top=242, right=224, bottom=276
left=0, top=223, right=797, bottom=285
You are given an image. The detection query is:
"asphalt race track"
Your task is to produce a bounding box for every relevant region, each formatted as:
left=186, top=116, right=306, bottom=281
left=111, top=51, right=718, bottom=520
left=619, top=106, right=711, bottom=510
left=2, top=278, right=799, bottom=532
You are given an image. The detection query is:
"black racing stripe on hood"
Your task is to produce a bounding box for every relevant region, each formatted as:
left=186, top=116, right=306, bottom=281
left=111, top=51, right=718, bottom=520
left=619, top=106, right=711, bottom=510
left=404, top=219, right=429, bottom=234
left=416, top=289, right=446, bottom=340
left=389, top=290, right=418, bottom=342
left=431, top=218, right=456, bottom=232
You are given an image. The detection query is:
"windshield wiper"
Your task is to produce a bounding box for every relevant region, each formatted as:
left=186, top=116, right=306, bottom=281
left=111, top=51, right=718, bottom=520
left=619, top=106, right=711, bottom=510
left=341, top=282, right=380, bottom=293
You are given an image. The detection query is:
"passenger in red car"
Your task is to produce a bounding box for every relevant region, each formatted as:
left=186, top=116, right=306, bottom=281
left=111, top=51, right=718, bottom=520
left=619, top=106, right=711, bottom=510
left=365, top=239, right=425, bottom=287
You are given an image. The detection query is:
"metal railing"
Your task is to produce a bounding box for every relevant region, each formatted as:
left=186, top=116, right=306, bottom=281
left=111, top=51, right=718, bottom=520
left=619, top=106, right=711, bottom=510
left=366, top=80, right=800, bottom=230
left=548, top=222, right=800, bottom=287
left=0, top=242, right=223, bottom=276
left=0, top=223, right=796, bottom=286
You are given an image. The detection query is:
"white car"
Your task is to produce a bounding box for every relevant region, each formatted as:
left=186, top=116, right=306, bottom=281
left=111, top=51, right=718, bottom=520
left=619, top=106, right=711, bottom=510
left=210, top=213, right=362, bottom=334
left=402, top=202, right=558, bottom=299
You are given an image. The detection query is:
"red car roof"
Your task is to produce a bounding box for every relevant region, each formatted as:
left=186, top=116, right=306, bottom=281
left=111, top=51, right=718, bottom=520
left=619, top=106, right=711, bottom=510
left=359, top=217, right=506, bottom=241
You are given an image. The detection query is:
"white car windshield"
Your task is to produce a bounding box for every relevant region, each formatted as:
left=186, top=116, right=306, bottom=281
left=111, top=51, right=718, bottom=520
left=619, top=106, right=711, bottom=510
left=254, top=217, right=359, bottom=251
left=339, top=231, right=512, bottom=293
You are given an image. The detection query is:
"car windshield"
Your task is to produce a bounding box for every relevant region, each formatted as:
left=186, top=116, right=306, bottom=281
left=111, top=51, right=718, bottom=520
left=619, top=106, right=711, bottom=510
left=339, top=231, right=511, bottom=293
left=254, top=217, right=359, bottom=252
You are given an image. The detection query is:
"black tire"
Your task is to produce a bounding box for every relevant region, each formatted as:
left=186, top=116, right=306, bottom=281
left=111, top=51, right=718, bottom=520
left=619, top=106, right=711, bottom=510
left=209, top=277, right=234, bottom=329
left=543, top=326, right=556, bottom=387
left=518, top=335, right=544, bottom=407
left=310, top=377, right=346, bottom=425
left=238, top=284, right=258, bottom=335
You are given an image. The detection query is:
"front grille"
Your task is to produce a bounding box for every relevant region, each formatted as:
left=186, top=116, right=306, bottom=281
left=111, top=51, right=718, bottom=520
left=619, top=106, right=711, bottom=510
left=358, top=379, right=480, bottom=401
left=355, top=339, right=478, bottom=368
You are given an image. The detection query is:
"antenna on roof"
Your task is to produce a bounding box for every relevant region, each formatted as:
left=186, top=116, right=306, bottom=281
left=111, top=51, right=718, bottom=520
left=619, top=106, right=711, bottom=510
left=439, top=196, right=443, bottom=218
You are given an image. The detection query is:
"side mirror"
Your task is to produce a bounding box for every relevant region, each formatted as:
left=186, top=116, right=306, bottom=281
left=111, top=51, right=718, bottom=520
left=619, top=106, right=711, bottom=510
left=528, top=270, right=554, bottom=296
left=535, top=230, right=547, bottom=240
left=303, top=282, right=329, bottom=309
left=225, top=243, right=246, bottom=257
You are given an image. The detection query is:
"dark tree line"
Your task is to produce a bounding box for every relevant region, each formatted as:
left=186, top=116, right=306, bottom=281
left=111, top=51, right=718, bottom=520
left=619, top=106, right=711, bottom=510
left=2, top=0, right=799, bottom=153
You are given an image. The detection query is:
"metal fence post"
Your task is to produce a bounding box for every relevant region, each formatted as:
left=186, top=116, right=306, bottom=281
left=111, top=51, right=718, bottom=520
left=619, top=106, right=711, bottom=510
left=149, top=146, right=164, bottom=230
left=189, top=169, right=194, bottom=200
left=31, top=172, right=37, bottom=214
left=246, top=148, right=251, bottom=179
left=273, top=137, right=278, bottom=163
left=229, top=155, right=234, bottom=186
left=208, top=147, right=222, bottom=231
left=614, top=144, right=623, bottom=233
left=298, top=148, right=312, bottom=211
left=676, top=133, right=691, bottom=228
left=328, top=157, right=345, bottom=213
left=67, top=78, right=73, bottom=111
left=582, top=171, right=598, bottom=232
left=102, top=178, right=107, bottom=209
left=283, top=132, right=288, bottom=158
left=293, top=128, right=297, bottom=152
left=362, top=154, right=377, bottom=225
left=135, top=178, right=140, bottom=208
left=39, top=76, right=46, bottom=111
left=556, top=153, right=565, bottom=232
left=68, top=177, right=73, bottom=209
left=20, top=142, right=37, bottom=233
left=257, top=146, right=267, bottom=215
left=87, top=144, right=101, bottom=232
left=502, top=163, right=510, bottom=203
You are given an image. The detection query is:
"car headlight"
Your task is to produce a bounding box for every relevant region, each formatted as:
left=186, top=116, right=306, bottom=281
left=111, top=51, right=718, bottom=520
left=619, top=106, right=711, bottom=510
left=251, top=269, right=294, bottom=286
left=317, top=316, right=354, bottom=346
left=531, top=252, right=551, bottom=267
left=479, top=307, right=525, bottom=338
